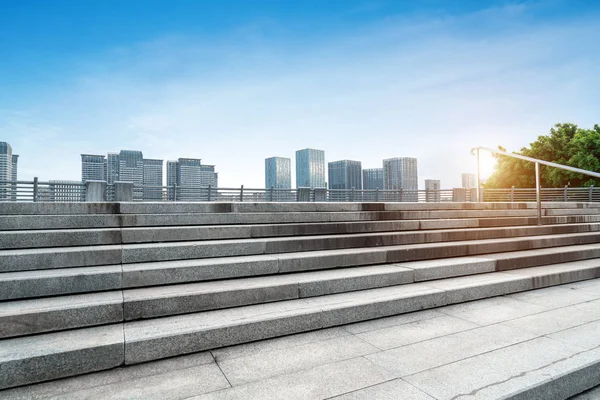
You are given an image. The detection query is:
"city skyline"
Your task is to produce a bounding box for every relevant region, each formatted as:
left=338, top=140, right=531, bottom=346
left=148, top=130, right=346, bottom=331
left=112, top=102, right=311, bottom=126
left=3, top=1, right=598, bottom=189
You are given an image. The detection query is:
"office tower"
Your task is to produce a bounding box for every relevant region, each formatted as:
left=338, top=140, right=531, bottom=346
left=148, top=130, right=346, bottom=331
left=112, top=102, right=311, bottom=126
left=177, top=158, right=203, bottom=187
left=106, top=153, right=119, bottom=184
left=383, top=157, right=418, bottom=201
left=200, top=164, right=218, bottom=187
left=118, top=150, right=144, bottom=185
left=143, top=159, right=163, bottom=200
left=328, top=160, right=362, bottom=190
left=265, top=157, right=291, bottom=189
left=166, top=161, right=178, bottom=187
left=0, top=142, right=13, bottom=181
left=362, top=168, right=384, bottom=190
left=81, top=154, right=106, bottom=182
left=425, top=179, right=441, bottom=202
left=0, top=142, right=16, bottom=200
left=11, top=155, right=18, bottom=182
left=462, top=173, right=476, bottom=189
left=296, top=148, right=326, bottom=188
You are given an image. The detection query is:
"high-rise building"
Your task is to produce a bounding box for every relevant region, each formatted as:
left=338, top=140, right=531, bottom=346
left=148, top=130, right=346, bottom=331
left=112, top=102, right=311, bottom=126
left=177, top=158, right=203, bottom=187
left=265, top=157, right=291, bottom=189
left=11, top=154, right=18, bottom=182
left=462, top=173, right=476, bottom=189
left=106, top=153, right=119, bottom=184
left=199, top=164, right=218, bottom=187
left=81, top=154, right=106, bottom=182
left=0, top=142, right=13, bottom=181
left=296, top=148, right=326, bottom=188
left=383, top=157, right=418, bottom=201
left=0, top=142, right=18, bottom=200
left=328, top=160, right=362, bottom=190
left=362, top=168, right=384, bottom=190
left=425, top=179, right=441, bottom=202
left=118, top=150, right=144, bottom=185
left=143, top=159, right=163, bottom=200
left=166, top=161, right=178, bottom=187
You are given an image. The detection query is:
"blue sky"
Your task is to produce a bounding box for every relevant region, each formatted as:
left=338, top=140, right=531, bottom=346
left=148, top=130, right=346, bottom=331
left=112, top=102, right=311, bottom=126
left=1, top=0, right=599, bottom=187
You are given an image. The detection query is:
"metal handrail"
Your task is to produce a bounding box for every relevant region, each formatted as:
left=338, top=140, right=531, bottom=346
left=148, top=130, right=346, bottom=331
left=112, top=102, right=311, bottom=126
left=472, top=146, right=600, bottom=225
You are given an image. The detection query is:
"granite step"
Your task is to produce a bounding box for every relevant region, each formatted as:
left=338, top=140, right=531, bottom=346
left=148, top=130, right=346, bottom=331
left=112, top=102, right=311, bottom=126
left=2, top=261, right=598, bottom=390
left=4, top=223, right=600, bottom=272
left=3, top=248, right=600, bottom=339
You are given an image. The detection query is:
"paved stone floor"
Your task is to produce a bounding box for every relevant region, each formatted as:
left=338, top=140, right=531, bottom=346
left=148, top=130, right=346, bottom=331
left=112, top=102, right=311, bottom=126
left=4, top=278, right=600, bottom=400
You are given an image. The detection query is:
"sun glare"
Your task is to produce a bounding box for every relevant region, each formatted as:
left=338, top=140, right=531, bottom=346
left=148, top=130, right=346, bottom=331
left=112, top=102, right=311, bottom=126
left=478, top=151, right=498, bottom=180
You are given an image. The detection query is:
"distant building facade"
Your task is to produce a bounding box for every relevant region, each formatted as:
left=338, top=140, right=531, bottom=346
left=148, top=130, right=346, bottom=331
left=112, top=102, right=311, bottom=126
left=106, top=153, right=119, bottom=184
left=142, top=158, right=164, bottom=200
left=81, top=154, right=106, bottom=182
left=296, top=148, right=326, bottom=188
left=165, top=158, right=218, bottom=200
left=383, top=157, right=418, bottom=201
left=462, top=173, right=476, bottom=189
left=425, top=179, right=441, bottom=202
left=328, top=160, right=362, bottom=190
left=363, top=168, right=384, bottom=190
left=1, top=142, right=18, bottom=200
left=49, top=180, right=84, bottom=202
left=265, top=157, right=291, bottom=189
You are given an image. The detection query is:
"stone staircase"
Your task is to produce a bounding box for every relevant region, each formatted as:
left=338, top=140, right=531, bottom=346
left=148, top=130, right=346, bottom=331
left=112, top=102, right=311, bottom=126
left=1, top=201, right=600, bottom=394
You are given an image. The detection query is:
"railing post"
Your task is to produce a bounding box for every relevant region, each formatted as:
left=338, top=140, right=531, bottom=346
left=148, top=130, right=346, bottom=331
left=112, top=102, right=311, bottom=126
left=350, top=187, right=355, bottom=202
left=375, top=188, right=379, bottom=202
left=32, top=177, right=38, bottom=202
left=476, top=148, right=481, bottom=202
left=399, top=189, right=403, bottom=202
left=269, top=186, right=274, bottom=202
left=207, top=185, right=212, bottom=201
left=590, top=185, right=594, bottom=202
left=563, top=185, right=568, bottom=202
left=172, top=184, right=177, bottom=202
left=240, top=185, right=244, bottom=202
left=535, top=162, right=542, bottom=226
left=510, top=186, right=514, bottom=202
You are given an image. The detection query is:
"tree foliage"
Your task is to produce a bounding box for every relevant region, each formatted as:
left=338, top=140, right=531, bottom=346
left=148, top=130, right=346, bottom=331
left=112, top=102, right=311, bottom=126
left=485, top=123, right=600, bottom=188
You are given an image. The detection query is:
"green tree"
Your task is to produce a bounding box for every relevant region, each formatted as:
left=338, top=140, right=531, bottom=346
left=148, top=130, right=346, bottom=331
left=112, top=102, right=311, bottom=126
left=485, top=123, right=600, bottom=188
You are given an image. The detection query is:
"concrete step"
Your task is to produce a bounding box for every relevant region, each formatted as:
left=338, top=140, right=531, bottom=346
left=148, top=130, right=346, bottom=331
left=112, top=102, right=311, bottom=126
left=3, top=280, right=600, bottom=399
left=2, top=260, right=598, bottom=390
left=3, top=223, right=600, bottom=272
left=4, top=201, right=599, bottom=216
left=2, top=231, right=600, bottom=297
left=6, top=214, right=600, bottom=249
left=4, top=246, right=600, bottom=338
left=3, top=203, right=600, bottom=231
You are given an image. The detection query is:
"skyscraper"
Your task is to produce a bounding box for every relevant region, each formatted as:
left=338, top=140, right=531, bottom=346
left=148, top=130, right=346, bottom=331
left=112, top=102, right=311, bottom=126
left=199, top=164, right=218, bottom=187
left=11, top=155, right=18, bottom=182
left=383, top=157, right=418, bottom=201
left=118, top=150, right=144, bottom=185
left=177, top=158, right=203, bottom=187
left=106, top=153, right=119, bottom=184
left=265, top=157, right=291, bottom=189
left=328, top=160, right=362, bottom=190
left=296, top=148, right=326, bottom=188
left=425, top=179, right=441, bottom=202
left=81, top=154, right=106, bottom=182
left=166, top=160, right=178, bottom=187
left=462, top=173, right=476, bottom=189
left=143, top=158, right=163, bottom=200
left=362, top=168, right=383, bottom=190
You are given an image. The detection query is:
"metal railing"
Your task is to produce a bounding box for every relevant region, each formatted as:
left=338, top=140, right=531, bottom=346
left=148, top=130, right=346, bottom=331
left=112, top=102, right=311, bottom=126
left=0, top=179, right=86, bottom=202
left=473, top=146, right=600, bottom=225
left=3, top=177, right=600, bottom=207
